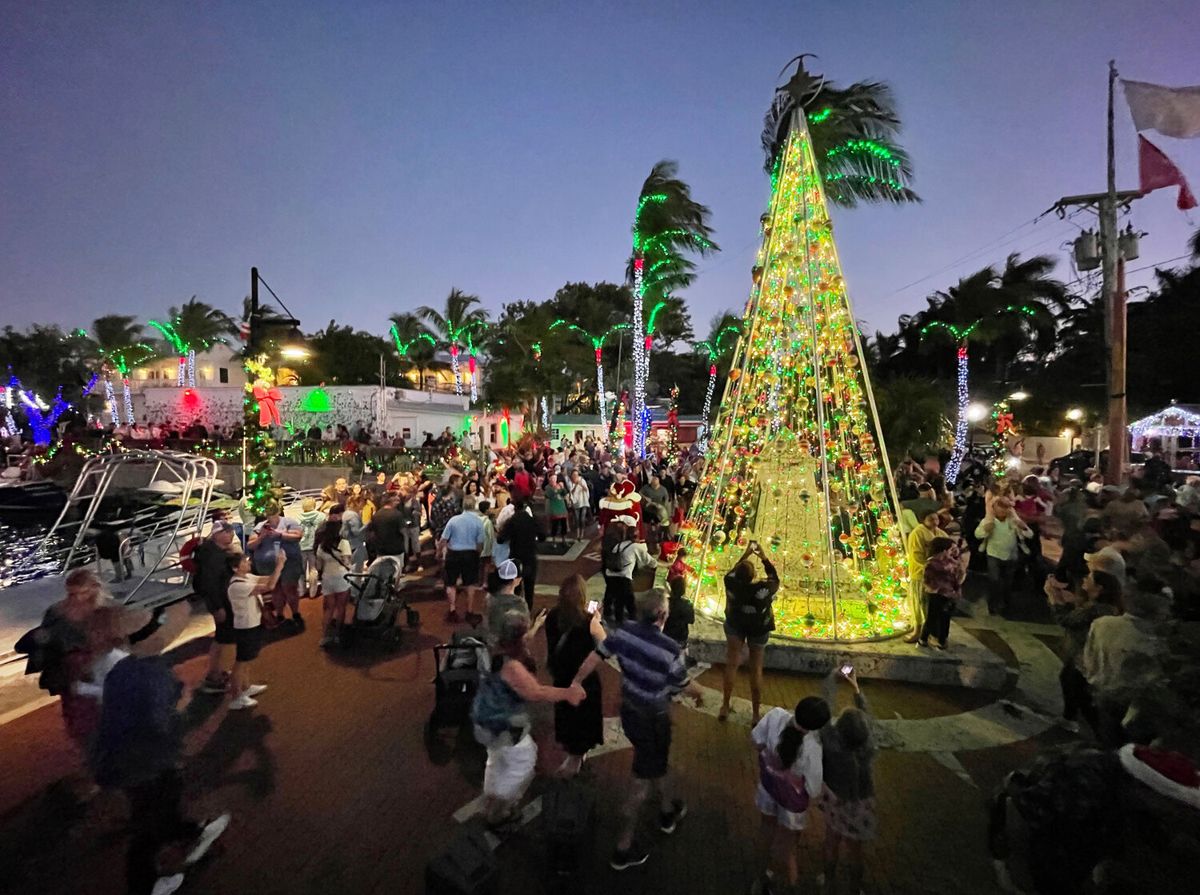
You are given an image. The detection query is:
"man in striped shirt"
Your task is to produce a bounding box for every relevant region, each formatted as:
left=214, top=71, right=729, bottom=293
left=574, top=587, right=704, bottom=870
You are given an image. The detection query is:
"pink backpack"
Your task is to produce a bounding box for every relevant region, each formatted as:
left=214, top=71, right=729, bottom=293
left=758, top=745, right=810, bottom=813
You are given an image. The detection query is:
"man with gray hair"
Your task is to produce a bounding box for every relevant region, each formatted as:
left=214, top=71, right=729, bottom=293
left=571, top=587, right=704, bottom=871
left=438, top=495, right=485, bottom=624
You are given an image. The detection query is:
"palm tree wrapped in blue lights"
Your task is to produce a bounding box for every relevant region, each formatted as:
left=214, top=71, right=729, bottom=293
left=693, top=315, right=741, bottom=454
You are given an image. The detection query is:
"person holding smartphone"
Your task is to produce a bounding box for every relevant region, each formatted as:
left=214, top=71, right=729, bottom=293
left=719, top=540, right=780, bottom=724
left=543, top=574, right=604, bottom=777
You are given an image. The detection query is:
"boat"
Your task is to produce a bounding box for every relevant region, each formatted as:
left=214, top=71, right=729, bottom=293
left=0, top=480, right=68, bottom=520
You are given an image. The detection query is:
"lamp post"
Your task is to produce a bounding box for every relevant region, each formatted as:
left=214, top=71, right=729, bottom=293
left=243, top=267, right=306, bottom=513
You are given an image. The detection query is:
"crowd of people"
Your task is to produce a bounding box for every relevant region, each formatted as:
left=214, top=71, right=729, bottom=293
left=11, top=429, right=1200, bottom=894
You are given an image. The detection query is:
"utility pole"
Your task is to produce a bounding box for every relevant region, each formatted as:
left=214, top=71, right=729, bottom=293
left=1051, top=61, right=1140, bottom=486
left=1102, top=60, right=1127, bottom=487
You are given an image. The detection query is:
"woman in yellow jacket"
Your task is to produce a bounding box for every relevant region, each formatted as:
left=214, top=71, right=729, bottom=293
left=904, top=509, right=947, bottom=643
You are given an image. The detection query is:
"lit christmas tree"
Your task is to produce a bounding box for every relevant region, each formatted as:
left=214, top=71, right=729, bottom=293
left=663, top=384, right=680, bottom=466
left=679, top=111, right=911, bottom=642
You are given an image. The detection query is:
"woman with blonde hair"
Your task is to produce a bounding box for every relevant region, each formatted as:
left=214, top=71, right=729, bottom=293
left=544, top=574, right=605, bottom=776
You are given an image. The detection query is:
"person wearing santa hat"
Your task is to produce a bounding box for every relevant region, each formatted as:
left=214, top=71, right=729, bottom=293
left=599, top=477, right=643, bottom=538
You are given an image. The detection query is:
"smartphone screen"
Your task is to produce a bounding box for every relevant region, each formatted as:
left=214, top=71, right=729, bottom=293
left=586, top=600, right=599, bottom=615
left=840, top=664, right=853, bottom=677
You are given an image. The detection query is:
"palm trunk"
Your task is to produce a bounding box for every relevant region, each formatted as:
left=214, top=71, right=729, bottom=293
left=944, top=343, right=970, bottom=484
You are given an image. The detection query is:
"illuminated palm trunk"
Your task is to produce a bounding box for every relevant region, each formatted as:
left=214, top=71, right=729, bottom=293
left=449, top=344, right=462, bottom=395
left=632, top=257, right=646, bottom=456
left=944, top=343, right=970, bottom=484
left=594, top=347, right=606, bottom=419
left=698, top=363, right=718, bottom=453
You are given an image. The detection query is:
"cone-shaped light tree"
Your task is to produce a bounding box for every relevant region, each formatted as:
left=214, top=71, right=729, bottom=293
left=679, top=102, right=911, bottom=642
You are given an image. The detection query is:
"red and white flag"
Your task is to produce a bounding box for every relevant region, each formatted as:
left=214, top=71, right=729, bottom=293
left=1138, top=135, right=1197, bottom=211
left=1123, top=80, right=1200, bottom=140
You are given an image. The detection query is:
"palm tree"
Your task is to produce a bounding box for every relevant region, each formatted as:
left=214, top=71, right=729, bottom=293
left=919, top=254, right=1065, bottom=482
left=549, top=320, right=631, bottom=418
left=417, top=289, right=489, bottom=401
left=388, top=312, right=437, bottom=388
left=147, top=298, right=234, bottom=387
left=762, top=56, right=919, bottom=207
left=627, top=160, right=719, bottom=455
left=87, top=314, right=155, bottom=424
left=692, top=313, right=742, bottom=452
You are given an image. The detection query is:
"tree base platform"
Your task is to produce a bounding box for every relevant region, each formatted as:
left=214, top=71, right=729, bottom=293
left=687, top=617, right=1008, bottom=689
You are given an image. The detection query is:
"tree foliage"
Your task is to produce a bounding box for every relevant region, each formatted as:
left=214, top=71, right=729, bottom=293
left=763, top=57, right=919, bottom=207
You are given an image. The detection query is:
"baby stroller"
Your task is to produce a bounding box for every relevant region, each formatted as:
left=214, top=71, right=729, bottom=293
left=429, top=633, right=487, bottom=729
left=342, top=555, right=419, bottom=647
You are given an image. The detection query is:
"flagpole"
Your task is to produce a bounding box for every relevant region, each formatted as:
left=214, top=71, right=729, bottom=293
left=1102, top=60, right=1127, bottom=485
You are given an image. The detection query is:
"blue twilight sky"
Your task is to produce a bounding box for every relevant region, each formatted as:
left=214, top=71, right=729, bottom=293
left=2, top=0, right=1198, bottom=340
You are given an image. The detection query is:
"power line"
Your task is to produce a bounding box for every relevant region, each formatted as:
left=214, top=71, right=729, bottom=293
left=883, top=216, right=1043, bottom=297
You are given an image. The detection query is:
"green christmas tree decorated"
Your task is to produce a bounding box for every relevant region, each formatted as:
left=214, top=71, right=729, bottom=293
left=679, top=111, right=911, bottom=642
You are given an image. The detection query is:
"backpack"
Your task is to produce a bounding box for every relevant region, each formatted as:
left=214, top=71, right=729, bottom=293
left=603, top=540, right=632, bottom=575
left=470, top=662, right=522, bottom=746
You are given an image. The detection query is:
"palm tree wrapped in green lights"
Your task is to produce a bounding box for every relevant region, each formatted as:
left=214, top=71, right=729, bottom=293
left=549, top=319, right=630, bottom=419
left=693, top=315, right=742, bottom=453
left=418, top=289, right=489, bottom=402
left=762, top=55, right=919, bottom=207
left=388, top=312, right=438, bottom=388
left=629, top=161, right=718, bottom=456
left=85, top=315, right=156, bottom=425
left=147, top=298, right=234, bottom=387
left=922, top=303, right=1045, bottom=484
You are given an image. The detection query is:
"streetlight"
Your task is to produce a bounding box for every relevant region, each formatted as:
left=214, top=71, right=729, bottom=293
left=1009, top=390, right=1030, bottom=402
left=966, top=402, right=989, bottom=422
left=1066, top=407, right=1084, bottom=422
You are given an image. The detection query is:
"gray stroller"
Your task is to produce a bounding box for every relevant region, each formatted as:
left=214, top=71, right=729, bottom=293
left=342, top=555, right=419, bottom=647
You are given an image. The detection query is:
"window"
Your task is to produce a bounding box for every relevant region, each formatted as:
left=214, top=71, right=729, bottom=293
left=218, top=368, right=229, bottom=384
left=402, top=427, right=412, bottom=440
left=489, top=423, right=497, bottom=443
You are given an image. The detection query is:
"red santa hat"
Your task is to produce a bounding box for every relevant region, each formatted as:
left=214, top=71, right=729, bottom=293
left=613, top=479, right=639, bottom=501
left=1119, top=743, right=1200, bottom=809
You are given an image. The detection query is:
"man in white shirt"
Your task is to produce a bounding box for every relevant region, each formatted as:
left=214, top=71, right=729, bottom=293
left=975, top=498, right=1031, bottom=616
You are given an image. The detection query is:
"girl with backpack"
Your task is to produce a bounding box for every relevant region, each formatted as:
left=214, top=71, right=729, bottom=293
left=750, top=695, right=832, bottom=894
left=601, top=520, right=656, bottom=624
left=471, top=612, right=584, bottom=828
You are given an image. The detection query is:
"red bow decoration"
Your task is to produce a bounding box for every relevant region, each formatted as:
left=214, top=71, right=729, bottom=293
left=995, top=413, right=1015, bottom=436
left=253, top=383, right=283, bottom=427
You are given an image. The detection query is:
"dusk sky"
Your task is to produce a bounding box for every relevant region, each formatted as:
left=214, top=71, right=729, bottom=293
left=3, top=1, right=1198, bottom=340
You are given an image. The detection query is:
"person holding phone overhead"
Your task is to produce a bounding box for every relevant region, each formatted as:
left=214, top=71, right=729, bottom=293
left=543, top=574, right=604, bottom=777
left=719, top=540, right=780, bottom=724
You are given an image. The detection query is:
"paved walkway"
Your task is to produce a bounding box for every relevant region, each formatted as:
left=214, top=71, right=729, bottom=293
left=0, top=539, right=1164, bottom=895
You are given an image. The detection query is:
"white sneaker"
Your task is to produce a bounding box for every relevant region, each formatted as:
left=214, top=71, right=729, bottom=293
left=150, top=873, right=185, bottom=895
left=228, top=694, right=258, bottom=710
left=186, top=812, right=231, bottom=864
left=244, top=684, right=268, bottom=698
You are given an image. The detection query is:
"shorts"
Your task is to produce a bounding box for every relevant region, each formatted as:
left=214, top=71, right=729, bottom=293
left=444, top=549, right=481, bottom=587
left=756, top=783, right=811, bottom=831
left=621, top=703, right=672, bottom=780
left=212, top=613, right=236, bottom=645
left=481, top=730, right=537, bottom=802
left=724, top=619, right=770, bottom=648
left=234, top=625, right=264, bottom=662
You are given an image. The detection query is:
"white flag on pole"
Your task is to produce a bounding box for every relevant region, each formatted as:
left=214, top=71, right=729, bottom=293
left=1122, top=80, right=1200, bottom=139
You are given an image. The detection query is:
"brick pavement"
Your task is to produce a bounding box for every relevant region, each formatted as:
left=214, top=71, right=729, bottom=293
left=0, top=541, right=1187, bottom=895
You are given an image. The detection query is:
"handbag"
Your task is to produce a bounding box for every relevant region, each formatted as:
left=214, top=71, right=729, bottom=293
left=758, top=747, right=810, bottom=814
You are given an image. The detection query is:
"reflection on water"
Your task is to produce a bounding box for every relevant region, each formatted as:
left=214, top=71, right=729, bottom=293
left=0, top=520, right=66, bottom=589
